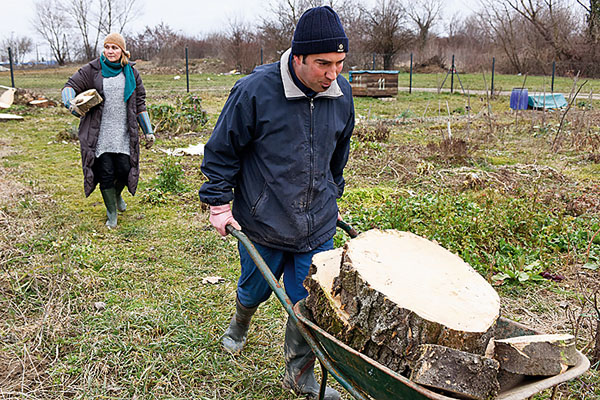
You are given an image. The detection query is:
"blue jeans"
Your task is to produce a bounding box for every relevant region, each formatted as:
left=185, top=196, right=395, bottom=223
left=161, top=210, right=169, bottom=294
left=236, top=238, right=334, bottom=308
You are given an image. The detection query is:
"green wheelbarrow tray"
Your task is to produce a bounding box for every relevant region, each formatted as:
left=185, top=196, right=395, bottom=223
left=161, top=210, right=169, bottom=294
left=226, top=224, right=590, bottom=400
left=294, top=300, right=590, bottom=400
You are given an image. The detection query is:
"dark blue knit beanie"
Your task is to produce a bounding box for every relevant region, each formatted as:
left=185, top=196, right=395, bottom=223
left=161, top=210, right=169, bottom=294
left=291, top=6, right=348, bottom=55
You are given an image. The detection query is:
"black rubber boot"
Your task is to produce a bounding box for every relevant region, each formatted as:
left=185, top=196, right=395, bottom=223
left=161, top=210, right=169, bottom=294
left=115, top=181, right=127, bottom=212
left=100, top=187, right=118, bottom=228
left=222, top=296, right=258, bottom=354
left=282, top=316, right=341, bottom=400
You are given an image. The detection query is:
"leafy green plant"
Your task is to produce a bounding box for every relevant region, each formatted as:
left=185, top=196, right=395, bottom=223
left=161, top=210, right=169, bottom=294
left=148, top=93, right=208, bottom=133
left=141, top=157, right=188, bottom=204
left=340, top=189, right=600, bottom=284
left=491, top=259, right=545, bottom=285
left=156, top=157, right=187, bottom=193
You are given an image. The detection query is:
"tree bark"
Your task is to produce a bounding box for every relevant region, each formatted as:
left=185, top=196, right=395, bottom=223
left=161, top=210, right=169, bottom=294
left=304, top=229, right=500, bottom=375
left=494, top=334, right=578, bottom=376
left=410, top=344, right=500, bottom=400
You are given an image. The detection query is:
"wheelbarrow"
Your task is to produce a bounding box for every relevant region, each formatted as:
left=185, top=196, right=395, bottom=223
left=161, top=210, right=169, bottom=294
left=226, top=223, right=590, bottom=400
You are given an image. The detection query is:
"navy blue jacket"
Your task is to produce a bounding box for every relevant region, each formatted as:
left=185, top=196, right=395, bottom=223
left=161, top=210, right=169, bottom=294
left=199, top=49, right=354, bottom=252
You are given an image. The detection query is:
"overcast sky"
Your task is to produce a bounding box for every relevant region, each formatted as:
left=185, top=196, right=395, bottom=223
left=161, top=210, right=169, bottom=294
left=2, top=0, right=482, bottom=60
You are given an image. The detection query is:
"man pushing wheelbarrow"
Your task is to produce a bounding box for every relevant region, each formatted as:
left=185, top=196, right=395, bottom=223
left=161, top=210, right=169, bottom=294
left=198, top=6, right=354, bottom=399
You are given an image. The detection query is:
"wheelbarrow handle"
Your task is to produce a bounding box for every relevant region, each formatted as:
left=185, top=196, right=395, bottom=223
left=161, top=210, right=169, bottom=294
left=224, top=224, right=368, bottom=400
left=336, top=220, right=359, bottom=238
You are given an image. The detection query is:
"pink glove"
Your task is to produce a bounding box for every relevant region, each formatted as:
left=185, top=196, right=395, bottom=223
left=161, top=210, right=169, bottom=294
left=209, top=204, right=241, bottom=236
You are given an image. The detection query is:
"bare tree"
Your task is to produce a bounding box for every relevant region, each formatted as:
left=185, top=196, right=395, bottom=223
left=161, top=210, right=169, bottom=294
left=98, top=0, right=140, bottom=35
left=407, top=0, right=442, bottom=53
left=66, top=0, right=103, bottom=61
left=476, top=0, right=579, bottom=74
left=0, top=35, right=34, bottom=63
left=34, top=0, right=71, bottom=65
left=126, top=23, right=191, bottom=62
left=358, top=0, right=412, bottom=70
left=258, top=0, right=357, bottom=62
left=503, top=0, right=578, bottom=60
left=477, top=0, right=527, bottom=73
left=577, top=0, right=600, bottom=42
left=223, top=19, right=261, bottom=74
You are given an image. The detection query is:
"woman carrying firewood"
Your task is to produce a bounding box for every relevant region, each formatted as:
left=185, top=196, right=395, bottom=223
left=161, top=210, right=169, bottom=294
left=61, top=33, right=154, bottom=228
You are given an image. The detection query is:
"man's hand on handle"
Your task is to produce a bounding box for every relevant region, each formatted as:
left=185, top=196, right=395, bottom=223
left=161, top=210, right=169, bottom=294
left=209, top=204, right=241, bottom=236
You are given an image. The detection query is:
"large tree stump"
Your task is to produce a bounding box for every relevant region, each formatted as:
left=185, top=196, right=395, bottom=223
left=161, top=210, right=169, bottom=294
left=494, top=334, right=578, bottom=376
left=304, top=229, right=500, bottom=374
left=410, top=344, right=500, bottom=400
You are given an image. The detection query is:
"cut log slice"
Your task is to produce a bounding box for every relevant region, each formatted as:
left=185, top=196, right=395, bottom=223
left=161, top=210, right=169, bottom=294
left=0, top=113, right=24, bottom=121
left=305, top=229, right=500, bottom=374
left=73, top=89, right=103, bottom=114
left=410, top=344, right=500, bottom=400
left=494, top=333, right=578, bottom=376
left=29, top=99, right=56, bottom=107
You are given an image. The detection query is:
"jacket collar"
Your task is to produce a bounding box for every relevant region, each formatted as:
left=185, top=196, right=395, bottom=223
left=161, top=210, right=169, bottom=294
left=280, top=48, right=343, bottom=100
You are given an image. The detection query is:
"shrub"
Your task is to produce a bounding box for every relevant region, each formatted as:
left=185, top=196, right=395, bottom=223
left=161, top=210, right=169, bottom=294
left=148, top=93, right=208, bottom=133
left=156, top=157, right=186, bottom=193
left=353, top=121, right=391, bottom=142
left=141, top=157, right=188, bottom=204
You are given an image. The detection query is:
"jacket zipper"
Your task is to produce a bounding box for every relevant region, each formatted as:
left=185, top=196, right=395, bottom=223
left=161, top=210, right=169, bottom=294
left=305, top=98, right=315, bottom=244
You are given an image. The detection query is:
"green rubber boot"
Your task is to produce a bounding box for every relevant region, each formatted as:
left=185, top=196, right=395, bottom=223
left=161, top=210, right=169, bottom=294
left=282, top=316, right=341, bottom=400
left=115, top=181, right=127, bottom=212
left=222, top=296, right=258, bottom=354
left=100, top=187, right=118, bottom=228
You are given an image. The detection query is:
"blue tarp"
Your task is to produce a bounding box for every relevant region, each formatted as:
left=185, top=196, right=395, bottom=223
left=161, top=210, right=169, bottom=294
left=528, top=93, right=567, bottom=109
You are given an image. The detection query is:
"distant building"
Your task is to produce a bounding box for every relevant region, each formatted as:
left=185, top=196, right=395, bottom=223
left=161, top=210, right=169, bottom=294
left=349, top=70, right=399, bottom=97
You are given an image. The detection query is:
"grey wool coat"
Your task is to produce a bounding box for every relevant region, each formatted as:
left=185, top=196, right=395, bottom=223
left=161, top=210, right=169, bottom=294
left=64, top=58, right=147, bottom=197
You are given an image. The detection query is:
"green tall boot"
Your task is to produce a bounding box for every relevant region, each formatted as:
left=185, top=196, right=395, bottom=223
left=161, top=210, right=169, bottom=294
left=282, top=316, right=341, bottom=399
left=115, top=181, right=127, bottom=212
left=222, top=296, right=258, bottom=354
left=100, top=187, right=118, bottom=228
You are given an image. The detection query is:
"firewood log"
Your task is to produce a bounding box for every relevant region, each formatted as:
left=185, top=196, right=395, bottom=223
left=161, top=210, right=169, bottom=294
left=304, top=229, right=500, bottom=374
left=494, top=334, right=578, bottom=376
left=410, top=344, right=500, bottom=400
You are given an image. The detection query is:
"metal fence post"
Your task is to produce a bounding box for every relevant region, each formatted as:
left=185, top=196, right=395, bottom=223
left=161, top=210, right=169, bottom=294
left=491, top=57, right=495, bottom=96
left=260, top=48, right=263, bottom=65
left=185, top=47, right=189, bottom=93
left=451, top=54, right=455, bottom=94
left=372, top=53, right=376, bottom=70
left=551, top=61, right=556, bottom=93
left=8, top=47, right=15, bottom=88
left=409, top=53, right=413, bottom=94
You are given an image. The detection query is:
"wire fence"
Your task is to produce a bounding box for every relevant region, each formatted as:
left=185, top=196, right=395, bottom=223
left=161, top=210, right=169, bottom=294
left=4, top=46, right=600, bottom=96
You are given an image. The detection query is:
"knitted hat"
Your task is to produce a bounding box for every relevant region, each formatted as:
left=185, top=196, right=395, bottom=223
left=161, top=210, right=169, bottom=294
left=104, top=33, right=130, bottom=58
left=291, top=6, right=348, bottom=55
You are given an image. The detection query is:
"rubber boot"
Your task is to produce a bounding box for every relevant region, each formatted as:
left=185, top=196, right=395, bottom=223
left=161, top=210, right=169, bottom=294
left=282, top=316, right=341, bottom=400
left=222, top=296, right=258, bottom=354
left=115, top=181, right=127, bottom=212
left=100, top=187, right=118, bottom=228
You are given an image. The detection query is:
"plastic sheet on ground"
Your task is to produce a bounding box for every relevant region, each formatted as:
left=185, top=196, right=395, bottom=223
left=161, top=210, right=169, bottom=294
left=158, top=143, right=204, bottom=156
left=528, top=93, right=567, bottom=110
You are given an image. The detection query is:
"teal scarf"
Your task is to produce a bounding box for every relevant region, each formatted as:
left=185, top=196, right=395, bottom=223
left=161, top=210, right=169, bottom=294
left=100, top=54, right=136, bottom=102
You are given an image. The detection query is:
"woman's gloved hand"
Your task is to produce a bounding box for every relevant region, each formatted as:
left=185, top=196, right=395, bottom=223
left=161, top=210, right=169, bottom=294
left=209, top=204, right=241, bottom=236
left=144, top=133, right=155, bottom=149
